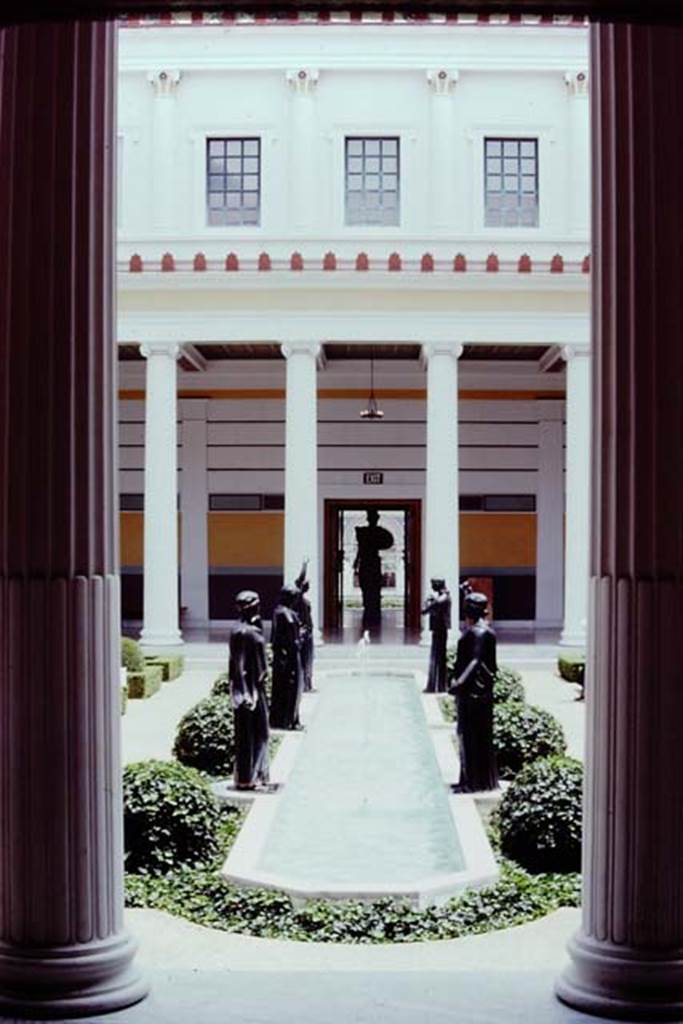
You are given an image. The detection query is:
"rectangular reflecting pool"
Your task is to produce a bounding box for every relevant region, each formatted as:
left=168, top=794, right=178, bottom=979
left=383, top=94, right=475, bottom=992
left=222, top=669, right=498, bottom=906
left=258, top=673, right=464, bottom=885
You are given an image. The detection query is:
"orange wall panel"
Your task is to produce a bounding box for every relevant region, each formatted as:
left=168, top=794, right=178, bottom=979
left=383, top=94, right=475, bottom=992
left=460, top=512, right=536, bottom=569
left=120, top=512, right=144, bottom=566
left=208, top=512, right=284, bottom=568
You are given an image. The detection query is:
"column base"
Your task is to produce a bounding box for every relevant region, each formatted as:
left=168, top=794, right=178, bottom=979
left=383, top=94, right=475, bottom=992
left=558, top=633, right=587, bottom=649
left=140, top=628, right=184, bottom=650
left=556, top=930, right=683, bottom=1022
left=0, top=932, right=148, bottom=1020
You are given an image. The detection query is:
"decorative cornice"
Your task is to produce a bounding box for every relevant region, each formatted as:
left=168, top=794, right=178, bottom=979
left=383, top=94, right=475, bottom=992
left=121, top=12, right=589, bottom=29
left=286, top=67, right=319, bottom=94
left=147, top=68, right=181, bottom=94
left=427, top=68, right=458, bottom=94
left=121, top=251, right=591, bottom=276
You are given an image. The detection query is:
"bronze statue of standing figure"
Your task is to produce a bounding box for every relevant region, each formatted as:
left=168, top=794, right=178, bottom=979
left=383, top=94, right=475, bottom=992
left=422, top=577, right=451, bottom=693
left=353, top=509, right=394, bottom=638
left=449, top=591, right=499, bottom=793
left=228, top=590, right=270, bottom=790
left=269, top=584, right=304, bottom=730
left=294, top=560, right=314, bottom=692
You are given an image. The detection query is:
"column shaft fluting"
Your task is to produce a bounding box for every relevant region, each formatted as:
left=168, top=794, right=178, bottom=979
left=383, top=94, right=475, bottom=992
left=0, top=21, right=146, bottom=1016
left=423, top=344, right=460, bottom=638
left=282, top=343, right=320, bottom=636
left=556, top=22, right=683, bottom=1021
left=141, top=343, right=182, bottom=648
left=560, top=348, right=590, bottom=648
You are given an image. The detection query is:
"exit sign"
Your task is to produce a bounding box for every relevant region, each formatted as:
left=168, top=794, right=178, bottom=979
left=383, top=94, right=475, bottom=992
left=363, top=472, right=384, bottom=485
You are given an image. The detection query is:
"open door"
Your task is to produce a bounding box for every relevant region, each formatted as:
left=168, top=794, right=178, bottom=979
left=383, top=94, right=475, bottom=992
left=324, top=499, right=421, bottom=642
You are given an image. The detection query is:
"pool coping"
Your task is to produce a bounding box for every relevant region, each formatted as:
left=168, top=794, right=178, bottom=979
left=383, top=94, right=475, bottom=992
left=220, top=668, right=499, bottom=909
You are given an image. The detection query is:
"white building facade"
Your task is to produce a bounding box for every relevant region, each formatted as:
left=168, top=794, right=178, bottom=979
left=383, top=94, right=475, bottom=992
left=116, top=15, right=591, bottom=647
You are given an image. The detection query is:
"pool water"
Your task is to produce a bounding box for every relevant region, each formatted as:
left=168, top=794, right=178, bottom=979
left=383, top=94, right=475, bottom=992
left=257, top=673, right=464, bottom=886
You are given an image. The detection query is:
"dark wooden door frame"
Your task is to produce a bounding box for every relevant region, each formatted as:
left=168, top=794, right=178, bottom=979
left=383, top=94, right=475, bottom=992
left=323, top=498, right=422, bottom=640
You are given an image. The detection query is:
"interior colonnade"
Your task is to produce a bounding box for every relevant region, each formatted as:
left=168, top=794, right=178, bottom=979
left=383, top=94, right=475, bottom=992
left=136, top=339, right=591, bottom=647
left=0, top=9, right=682, bottom=1024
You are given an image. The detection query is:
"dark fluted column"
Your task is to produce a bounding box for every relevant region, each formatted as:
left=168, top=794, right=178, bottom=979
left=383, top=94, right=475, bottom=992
left=556, top=22, right=683, bottom=1021
left=0, top=21, right=147, bottom=1017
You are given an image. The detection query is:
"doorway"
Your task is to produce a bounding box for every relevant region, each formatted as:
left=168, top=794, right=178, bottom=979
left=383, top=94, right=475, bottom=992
left=323, top=499, right=422, bottom=642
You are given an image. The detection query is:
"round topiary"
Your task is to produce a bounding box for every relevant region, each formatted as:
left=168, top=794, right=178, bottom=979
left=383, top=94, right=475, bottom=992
left=493, top=701, right=567, bottom=779
left=121, top=636, right=145, bottom=673
left=494, top=666, right=525, bottom=705
left=499, top=756, right=583, bottom=873
left=173, top=694, right=235, bottom=776
left=123, top=759, right=221, bottom=874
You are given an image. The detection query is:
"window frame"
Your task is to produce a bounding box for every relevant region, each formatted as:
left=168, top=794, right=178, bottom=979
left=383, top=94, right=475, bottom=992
left=483, top=136, right=539, bottom=229
left=205, top=135, right=262, bottom=228
left=344, top=135, right=402, bottom=228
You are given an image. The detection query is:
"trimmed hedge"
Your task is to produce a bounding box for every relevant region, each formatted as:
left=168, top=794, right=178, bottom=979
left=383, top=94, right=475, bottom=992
left=499, top=756, right=583, bottom=873
left=494, top=666, right=526, bottom=705
left=438, top=664, right=526, bottom=724
left=173, top=694, right=235, bottom=776
left=493, top=701, right=567, bottom=780
left=145, top=654, right=185, bottom=682
left=127, top=665, right=163, bottom=700
left=558, top=650, right=586, bottom=684
left=121, top=636, right=145, bottom=673
left=123, top=759, right=222, bottom=875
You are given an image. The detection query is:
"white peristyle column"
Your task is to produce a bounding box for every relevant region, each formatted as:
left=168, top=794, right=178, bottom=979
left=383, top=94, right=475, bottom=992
left=282, top=342, right=320, bottom=639
left=535, top=402, right=565, bottom=629
left=560, top=347, right=590, bottom=647
left=286, top=68, right=319, bottom=233
left=180, top=399, right=209, bottom=627
left=427, top=69, right=459, bottom=230
left=147, top=69, right=181, bottom=233
left=423, top=343, right=461, bottom=641
left=564, top=70, right=590, bottom=238
left=140, top=343, right=183, bottom=647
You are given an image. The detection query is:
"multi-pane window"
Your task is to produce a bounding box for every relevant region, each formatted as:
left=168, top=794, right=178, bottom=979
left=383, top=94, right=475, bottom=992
left=345, top=137, right=400, bottom=226
left=206, top=137, right=261, bottom=226
left=484, top=138, right=539, bottom=228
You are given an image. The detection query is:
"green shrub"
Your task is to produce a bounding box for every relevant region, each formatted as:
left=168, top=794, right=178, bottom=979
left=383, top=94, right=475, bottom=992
left=121, top=636, right=145, bottom=673
left=125, top=855, right=580, bottom=943
left=558, top=650, right=586, bottom=684
left=211, top=672, right=229, bottom=698
left=211, top=645, right=272, bottom=702
left=123, top=760, right=222, bottom=874
left=499, top=756, right=583, bottom=873
left=173, top=694, right=235, bottom=776
left=493, top=701, right=567, bottom=779
left=145, top=654, right=185, bottom=681
left=494, top=666, right=525, bottom=704
left=438, top=666, right=525, bottom=725
left=127, top=665, right=163, bottom=700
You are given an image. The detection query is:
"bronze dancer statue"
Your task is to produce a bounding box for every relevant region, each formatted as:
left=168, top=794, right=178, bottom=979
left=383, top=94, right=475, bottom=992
left=269, top=584, right=304, bottom=730
left=229, top=590, right=270, bottom=790
left=352, top=509, right=394, bottom=637
left=449, top=591, right=499, bottom=793
left=422, top=577, right=451, bottom=692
